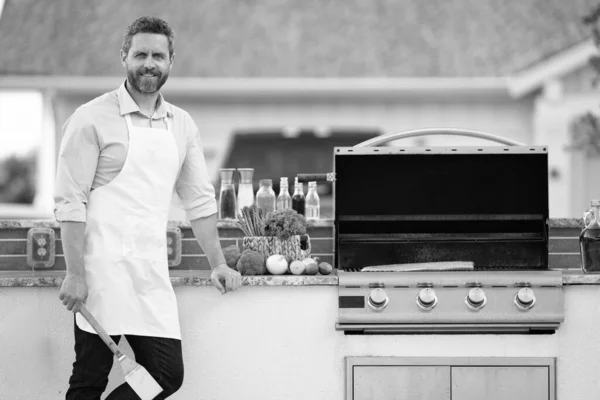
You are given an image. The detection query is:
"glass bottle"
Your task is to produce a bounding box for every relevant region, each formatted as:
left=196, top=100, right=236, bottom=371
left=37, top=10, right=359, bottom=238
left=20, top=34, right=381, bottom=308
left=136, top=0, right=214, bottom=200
left=305, top=181, right=320, bottom=220
left=219, top=168, right=237, bottom=219
left=277, top=177, right=292, bottom=210
left=581, top=199, right=600, bottom=273
left=256, top=179, right=276, bottom=214
left=291, top=177, right=305, bottom=216
left=237, top=168, right=255, bottom=213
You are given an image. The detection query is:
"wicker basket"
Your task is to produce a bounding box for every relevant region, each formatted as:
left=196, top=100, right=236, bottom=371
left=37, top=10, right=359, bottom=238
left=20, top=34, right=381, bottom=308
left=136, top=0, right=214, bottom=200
left=242, top=235, right=311, bottom=263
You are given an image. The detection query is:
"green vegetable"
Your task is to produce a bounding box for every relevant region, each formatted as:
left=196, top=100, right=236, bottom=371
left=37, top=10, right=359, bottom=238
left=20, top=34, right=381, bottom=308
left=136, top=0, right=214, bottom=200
left=263, top=209, right=307, bottom=241
left=236, top=205, right=267, bottom=236
left=236, top=249, right=266, bottom=276
left=222, top=244, right=242, bottom=271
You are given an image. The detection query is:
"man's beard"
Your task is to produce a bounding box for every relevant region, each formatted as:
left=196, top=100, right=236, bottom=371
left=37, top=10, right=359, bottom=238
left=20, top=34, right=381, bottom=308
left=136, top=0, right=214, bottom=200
left=127, top=67, right=169, bottom=95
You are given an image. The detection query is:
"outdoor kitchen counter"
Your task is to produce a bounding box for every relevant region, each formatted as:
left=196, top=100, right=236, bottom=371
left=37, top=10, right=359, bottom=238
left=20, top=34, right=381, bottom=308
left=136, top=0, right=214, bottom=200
left=3, top=218, right=600, bottom=400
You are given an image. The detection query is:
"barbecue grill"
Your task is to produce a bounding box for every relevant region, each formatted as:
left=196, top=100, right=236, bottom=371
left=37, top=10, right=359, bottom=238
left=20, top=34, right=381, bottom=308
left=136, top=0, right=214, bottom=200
left=298, top=128, right=564, bottom=334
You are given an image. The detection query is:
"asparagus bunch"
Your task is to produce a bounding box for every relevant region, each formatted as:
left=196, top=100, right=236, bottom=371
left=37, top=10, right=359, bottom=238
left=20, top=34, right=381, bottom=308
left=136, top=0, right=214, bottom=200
left=235, top=205, right=267, bottom=236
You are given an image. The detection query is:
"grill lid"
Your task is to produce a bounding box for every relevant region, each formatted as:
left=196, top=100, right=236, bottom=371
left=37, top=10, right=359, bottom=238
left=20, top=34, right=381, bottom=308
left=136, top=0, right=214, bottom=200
left=333, top=146, right=549, bottom=271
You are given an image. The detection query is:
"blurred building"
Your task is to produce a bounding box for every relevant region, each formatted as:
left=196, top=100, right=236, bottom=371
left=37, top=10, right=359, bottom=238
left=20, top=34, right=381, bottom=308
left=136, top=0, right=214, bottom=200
left=0, top=0, right=598, bottom=219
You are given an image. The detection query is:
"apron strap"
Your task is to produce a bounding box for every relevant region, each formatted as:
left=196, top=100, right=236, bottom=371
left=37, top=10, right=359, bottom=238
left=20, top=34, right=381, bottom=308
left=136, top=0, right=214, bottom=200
left=124, top=113, right=135, bottom=131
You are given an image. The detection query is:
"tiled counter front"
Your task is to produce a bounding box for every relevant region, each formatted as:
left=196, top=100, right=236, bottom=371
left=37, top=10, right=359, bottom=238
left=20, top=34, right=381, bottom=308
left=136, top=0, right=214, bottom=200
left=0, top=219, right=335, bottom=272
left=0, top=218, right=590, bottom=284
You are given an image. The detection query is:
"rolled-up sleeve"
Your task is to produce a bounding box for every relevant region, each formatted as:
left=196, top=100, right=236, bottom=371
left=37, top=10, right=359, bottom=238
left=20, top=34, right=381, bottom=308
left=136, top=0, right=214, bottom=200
left=53, top=107, right=100, bottom=222
left=175, top=115, right=217, bottom=221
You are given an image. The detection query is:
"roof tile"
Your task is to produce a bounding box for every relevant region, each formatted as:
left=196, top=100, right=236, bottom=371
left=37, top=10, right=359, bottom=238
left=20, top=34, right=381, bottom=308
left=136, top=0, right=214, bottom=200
left=0, top=0, right=596, bottom=77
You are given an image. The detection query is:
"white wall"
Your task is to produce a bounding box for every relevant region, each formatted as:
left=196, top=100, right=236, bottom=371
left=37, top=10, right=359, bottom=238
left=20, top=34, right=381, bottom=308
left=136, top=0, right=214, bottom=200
left=534, top=92, right=600, bottom=217
left=1, top=284, right=599, bottom=400
left=171, top=94, right=534, bottom=182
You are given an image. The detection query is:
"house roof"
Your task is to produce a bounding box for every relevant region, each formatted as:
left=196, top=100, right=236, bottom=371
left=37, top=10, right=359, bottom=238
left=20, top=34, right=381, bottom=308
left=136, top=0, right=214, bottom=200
left=0, top=0, right=597, bottom=78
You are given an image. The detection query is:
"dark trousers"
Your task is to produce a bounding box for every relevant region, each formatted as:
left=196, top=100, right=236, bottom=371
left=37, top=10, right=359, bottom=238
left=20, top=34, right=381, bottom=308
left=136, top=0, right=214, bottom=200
left=65, top=317, right=184, bottom=400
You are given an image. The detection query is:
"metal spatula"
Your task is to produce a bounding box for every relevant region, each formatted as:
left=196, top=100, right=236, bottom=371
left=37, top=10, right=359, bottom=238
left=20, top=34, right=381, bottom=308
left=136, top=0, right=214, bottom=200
left=78, top=304, right=163, bottom=400
left=361, top=261, right=475, bottom=272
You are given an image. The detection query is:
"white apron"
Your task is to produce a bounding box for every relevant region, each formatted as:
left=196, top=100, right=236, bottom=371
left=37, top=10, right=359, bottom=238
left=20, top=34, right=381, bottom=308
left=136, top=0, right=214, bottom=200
left=75, top=112, right=181, bottom=339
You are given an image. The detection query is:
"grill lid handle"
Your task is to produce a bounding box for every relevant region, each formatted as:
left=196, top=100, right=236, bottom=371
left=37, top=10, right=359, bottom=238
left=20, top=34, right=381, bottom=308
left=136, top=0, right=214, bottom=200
left=297, top=173, right=335, bottom=183
left=296, top=128, right=526, bottom=182
left=353, top=128, right=526, bottom=147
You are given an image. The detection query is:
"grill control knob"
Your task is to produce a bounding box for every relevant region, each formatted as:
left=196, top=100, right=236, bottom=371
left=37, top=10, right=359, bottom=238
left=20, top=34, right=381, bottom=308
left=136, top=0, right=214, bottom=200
left=514, top=288, right=536, bottom=311
left=416, top=288, right=437, bottom=311
left=367, top=288, right=388, bottom=311
left=465, top=288, right=487, bottom=311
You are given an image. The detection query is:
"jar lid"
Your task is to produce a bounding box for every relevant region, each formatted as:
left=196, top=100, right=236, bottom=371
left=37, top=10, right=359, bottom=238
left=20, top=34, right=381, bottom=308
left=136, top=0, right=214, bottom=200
left=237, top=168, right=254, bottom=183
left=259, top=179, right=272, bottom=186
left=220, top=168, right=235, bottom=182
left=592, top=199, right=600, bottom=207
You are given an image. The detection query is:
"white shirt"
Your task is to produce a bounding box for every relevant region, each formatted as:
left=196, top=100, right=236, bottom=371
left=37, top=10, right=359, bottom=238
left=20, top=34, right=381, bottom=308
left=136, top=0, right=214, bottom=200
left=53, top=81, right=217, bottom=222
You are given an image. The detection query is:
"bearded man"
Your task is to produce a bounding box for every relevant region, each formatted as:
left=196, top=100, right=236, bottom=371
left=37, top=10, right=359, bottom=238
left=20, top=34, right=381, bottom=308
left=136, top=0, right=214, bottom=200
left=54, top=16, right=242, bottom=399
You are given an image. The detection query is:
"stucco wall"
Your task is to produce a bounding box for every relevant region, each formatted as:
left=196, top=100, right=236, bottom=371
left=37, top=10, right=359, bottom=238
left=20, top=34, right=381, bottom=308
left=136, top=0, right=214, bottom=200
left=1, top=284, right=599, bottom=399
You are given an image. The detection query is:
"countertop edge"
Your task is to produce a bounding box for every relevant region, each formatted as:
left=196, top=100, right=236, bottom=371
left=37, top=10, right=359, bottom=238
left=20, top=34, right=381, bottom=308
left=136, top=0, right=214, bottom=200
left=0, top=218, right=583, bottom=229
left=0, top=271, right=339, bottom=287
left=0, top=219, right=336, bottom=229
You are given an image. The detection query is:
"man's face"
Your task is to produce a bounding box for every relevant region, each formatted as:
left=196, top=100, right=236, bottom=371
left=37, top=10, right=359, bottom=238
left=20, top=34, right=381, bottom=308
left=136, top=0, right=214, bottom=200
left=121, top=33, right=173, bottom=94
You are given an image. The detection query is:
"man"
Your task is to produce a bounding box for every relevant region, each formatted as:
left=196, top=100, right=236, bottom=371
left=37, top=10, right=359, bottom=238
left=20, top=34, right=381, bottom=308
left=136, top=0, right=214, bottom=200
left=54, top=16, right=242, bottom=399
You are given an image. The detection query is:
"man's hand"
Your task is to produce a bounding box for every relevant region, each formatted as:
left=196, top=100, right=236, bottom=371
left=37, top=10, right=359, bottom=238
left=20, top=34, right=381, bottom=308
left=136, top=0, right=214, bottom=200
left=211, top=264, right=242, bottom=294
left=59, top=274, right=88, bottom=312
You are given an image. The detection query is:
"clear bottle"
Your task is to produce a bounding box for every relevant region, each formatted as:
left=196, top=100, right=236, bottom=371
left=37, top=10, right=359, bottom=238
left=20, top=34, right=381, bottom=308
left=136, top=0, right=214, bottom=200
left=291, top=177, right=305, bottom=216
left=305, top=181, right=320, bottom=220
left=237, top=168, right=255, bottom=213
left=277, top=177, right=292, bottom=210
left=581, top=199, right=600, bottom=273
left=256, top=179, right=276, bottom=214
left=219, top=168, right=237, bottom=219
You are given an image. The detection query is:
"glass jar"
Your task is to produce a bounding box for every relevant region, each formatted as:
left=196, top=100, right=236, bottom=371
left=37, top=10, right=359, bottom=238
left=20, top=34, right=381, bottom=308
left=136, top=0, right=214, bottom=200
left=581, top=199, right=600, bottom=273
left=219, top=168, right=237, bottom=219
left=305, top=181, right=320, bottom=220
left=256, top=179, right=276, bottom=214
left=237, top=168, right=255, bottom=213
left=277, top=177, right=292, bottom=210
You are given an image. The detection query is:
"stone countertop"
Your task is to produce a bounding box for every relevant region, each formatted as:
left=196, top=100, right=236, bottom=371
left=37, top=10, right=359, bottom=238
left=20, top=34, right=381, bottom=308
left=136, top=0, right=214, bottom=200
left=0, top=270, right=339, bottom=288
left=560, top=270, right=600, bottom=285
left=0, top=219, right=336, bottom=229
left=1, top=269, right=598, bottom=287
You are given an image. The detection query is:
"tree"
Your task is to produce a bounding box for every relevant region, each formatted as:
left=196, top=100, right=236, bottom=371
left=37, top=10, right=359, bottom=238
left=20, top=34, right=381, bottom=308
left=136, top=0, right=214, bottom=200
left=568, top=4, right=600, bottom=156
left=0, top=151, right=37, bottom=204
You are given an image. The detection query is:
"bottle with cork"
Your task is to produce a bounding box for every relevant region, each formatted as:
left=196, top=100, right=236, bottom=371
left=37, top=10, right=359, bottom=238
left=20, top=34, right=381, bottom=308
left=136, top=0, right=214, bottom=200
left=277, top=177, right=292, bottom=210
left=581, top=199, right=600, bottom=273
left=291, top=177, right=305, bottom=216
left=305, top=181, right=320, bottom=220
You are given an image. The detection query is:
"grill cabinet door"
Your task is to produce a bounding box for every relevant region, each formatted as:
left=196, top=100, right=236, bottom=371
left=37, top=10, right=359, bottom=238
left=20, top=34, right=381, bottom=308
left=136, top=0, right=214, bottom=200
left=353, top=366, right=450, bottom=400
left=451, top=366, right=549, bottom=400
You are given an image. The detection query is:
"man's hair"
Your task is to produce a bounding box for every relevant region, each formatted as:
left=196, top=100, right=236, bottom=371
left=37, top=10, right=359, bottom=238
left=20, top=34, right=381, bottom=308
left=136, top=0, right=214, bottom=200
left=122, top=16, right=175, bottom=58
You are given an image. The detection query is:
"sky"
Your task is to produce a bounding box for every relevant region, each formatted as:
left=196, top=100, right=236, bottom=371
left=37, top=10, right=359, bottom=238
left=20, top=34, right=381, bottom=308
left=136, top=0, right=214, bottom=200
left=0, top=91, right=43, bottom=160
